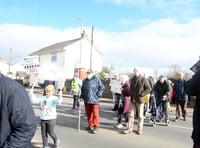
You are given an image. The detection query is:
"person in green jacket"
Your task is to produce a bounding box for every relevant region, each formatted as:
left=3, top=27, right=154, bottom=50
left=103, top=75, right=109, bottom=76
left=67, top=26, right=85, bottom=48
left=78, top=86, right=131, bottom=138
left=70, top=73, right=82, bottom=110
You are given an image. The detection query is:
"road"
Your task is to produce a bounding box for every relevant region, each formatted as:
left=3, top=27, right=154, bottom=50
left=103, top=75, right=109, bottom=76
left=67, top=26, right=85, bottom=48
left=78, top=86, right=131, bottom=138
left=31, top=93, right=193, bottom=148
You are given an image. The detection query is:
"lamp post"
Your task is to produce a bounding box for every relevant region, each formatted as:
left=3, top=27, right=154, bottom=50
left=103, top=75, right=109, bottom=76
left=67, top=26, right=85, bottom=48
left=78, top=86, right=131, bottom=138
left=76, top=16, right=83, bottom=132
left=76, top=16, right=83, bottom=71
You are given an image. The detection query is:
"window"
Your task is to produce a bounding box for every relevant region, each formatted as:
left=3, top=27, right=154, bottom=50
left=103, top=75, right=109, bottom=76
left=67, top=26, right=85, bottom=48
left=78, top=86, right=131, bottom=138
left=51, top=52, right=57, bottom=62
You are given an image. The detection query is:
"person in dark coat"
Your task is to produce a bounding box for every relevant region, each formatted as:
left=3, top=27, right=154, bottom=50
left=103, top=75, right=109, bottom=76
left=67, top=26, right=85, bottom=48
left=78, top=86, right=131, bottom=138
left=80, top=70, right=104, bottom=134
left=123, top=67, right=151, bottom=135
left=185, top=70, right=200, bottom=148
left=152, top=75, right=171, bottom=122
left=0, top=72, right=37, bottom=148
left=174, top=72, right=188, bottom=121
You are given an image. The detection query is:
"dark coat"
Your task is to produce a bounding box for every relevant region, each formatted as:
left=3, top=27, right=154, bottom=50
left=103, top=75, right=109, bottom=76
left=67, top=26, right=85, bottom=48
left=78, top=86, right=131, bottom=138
left=174, top=79, right=188, bottom=101
left=80, top=75, right=104, bottom=104
left=130, top=75, right=151, bottom=103
left=0, top=73, right=37, bottom=148
left=185, top=71, right=200, bottom=144
left=153, top=80, right=171, bottom=102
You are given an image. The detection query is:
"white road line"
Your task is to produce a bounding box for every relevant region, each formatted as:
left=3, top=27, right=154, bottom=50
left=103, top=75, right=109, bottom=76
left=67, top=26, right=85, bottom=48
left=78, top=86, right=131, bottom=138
left=169, top=124, right=192, bottom=130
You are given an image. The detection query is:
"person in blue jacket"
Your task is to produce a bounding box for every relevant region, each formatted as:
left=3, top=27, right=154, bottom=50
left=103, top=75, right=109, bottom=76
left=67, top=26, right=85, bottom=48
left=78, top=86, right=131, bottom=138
left=0, top=72, right=37, bottom=148
left=80, top=70, right=104, bottom=134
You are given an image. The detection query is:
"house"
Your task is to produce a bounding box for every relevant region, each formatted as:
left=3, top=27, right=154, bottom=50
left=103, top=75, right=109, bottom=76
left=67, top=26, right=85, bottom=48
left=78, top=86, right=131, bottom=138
left=29, top=34, right=103, bottom=86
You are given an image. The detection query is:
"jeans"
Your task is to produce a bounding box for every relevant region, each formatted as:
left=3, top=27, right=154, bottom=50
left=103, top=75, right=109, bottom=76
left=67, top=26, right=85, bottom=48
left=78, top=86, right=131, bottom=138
left=41, top=119, right=58, bottom=147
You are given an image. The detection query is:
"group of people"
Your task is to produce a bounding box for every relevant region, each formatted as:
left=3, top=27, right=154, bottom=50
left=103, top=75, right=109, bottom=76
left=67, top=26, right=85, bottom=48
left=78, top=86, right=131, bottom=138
left=0, top=65, right=200, bottom=147
left=111, top=68, right=191, bottom=136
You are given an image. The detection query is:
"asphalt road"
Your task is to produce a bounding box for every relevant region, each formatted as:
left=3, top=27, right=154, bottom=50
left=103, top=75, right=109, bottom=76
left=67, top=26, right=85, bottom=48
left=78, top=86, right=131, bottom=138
left=31, top=94, right=193, bottom=148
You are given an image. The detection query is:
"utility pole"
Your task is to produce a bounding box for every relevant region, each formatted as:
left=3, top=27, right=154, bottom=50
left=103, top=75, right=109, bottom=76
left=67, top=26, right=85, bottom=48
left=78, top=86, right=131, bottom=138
left=90, top=26, right=94, bottom=70
left=8, top=48, right=12, bottom=73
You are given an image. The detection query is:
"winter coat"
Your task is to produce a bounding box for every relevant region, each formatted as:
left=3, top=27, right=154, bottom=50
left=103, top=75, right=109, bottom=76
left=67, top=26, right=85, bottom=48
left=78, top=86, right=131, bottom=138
left=122, top=80, right=131, bottom=113
left=174, top=79, right=188, bottom=101
left=130, top=75, right=151, bottom=104
left=185, top=71, right=200, bottom=144
left=80, top=75, right=104, bottom=104
left=153, top=80, right=171, bottom=102
left=0, top=73, right=37, bottom=148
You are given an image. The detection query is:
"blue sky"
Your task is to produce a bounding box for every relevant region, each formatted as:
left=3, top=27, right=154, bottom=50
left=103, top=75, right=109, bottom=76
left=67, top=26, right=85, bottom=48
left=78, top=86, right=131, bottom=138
left=0, top=0, right=200, bottom=75
left=1, top=0, right=199, bottom=31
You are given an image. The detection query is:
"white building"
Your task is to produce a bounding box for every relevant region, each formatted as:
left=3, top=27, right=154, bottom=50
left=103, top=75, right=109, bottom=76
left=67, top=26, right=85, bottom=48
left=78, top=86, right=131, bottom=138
left=29, top=36, right=103, bottom=86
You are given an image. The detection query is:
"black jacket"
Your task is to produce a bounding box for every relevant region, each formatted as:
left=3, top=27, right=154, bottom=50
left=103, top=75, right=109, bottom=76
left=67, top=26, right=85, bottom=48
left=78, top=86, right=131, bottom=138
left=185, top=71, right=200, bottom=144
left=0, top=73, right=37, bottom=147
left=80, top=75, right=104, bottom=104
left=174, top=79, right=188, bottom=101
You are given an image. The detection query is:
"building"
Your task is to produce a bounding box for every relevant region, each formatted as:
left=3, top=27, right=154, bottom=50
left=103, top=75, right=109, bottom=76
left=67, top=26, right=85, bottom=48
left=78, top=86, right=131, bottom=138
left=28, top=35, right=103, bottom=86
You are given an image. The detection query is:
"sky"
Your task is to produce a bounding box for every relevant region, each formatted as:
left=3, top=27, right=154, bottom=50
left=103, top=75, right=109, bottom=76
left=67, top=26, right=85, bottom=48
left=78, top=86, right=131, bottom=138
left=0, top=0, right=200, bottom=75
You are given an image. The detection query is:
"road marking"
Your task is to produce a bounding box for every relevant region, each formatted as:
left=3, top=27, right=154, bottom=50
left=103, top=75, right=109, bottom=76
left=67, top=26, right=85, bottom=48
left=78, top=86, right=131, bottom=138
left=169, top=124, right=192, bottom=130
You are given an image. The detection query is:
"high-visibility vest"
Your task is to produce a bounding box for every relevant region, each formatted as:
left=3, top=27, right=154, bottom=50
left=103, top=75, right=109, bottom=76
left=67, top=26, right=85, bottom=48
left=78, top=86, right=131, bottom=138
left=71, top=79, right=80, bottom=92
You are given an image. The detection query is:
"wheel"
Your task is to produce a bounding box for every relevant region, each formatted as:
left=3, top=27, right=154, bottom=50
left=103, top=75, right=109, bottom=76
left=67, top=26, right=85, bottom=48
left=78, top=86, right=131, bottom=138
left=153, top=121, right=156, bottom=127
left=166, top=120, right=169, bottom=126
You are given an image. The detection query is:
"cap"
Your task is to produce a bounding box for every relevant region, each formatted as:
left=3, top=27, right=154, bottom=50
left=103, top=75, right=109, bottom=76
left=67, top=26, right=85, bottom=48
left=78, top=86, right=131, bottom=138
left=87, top=69, right=93, bottom=74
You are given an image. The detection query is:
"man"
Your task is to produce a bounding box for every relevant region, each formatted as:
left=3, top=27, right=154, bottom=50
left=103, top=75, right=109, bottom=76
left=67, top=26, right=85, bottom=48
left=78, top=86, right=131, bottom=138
left=174, top=72, right=188, bottom=121
left=70, top=73, right=82, bottom=110
left=185, top=70, right=200, bottom=148
left=80, top=70, right=104, bottom=134
left=152, top=75, right=171, bottom=123
left=0, top=72, right=37, bottom=147
left=123, top=67, right=151, bottom=135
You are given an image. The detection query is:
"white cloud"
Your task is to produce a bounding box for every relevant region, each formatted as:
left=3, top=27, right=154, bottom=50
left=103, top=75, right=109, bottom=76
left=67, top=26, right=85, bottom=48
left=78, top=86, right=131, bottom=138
left=0, top=18, right=200, bottom=76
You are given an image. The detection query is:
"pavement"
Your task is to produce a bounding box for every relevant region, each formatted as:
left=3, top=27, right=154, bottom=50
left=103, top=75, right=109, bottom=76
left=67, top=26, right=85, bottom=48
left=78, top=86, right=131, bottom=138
left=30, top=88, right=194, bottom=148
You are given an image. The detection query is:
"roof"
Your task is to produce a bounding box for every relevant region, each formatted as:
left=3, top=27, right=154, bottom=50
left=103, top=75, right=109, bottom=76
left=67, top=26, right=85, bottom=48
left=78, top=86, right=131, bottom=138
left=29, top=38, right=81, bottom=56
left=190, top=59, right=200, bottom=73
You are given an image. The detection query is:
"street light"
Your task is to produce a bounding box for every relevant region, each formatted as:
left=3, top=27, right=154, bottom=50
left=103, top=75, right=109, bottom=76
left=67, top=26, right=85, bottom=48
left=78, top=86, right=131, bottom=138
left=76, top=16, right=83, bottom=69
left=76, top=16, right=83, bottom=132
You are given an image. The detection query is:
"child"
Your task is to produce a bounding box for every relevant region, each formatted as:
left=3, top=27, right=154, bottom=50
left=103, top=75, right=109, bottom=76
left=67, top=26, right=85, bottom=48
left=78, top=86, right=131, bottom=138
left=30, top=84, right=62, bottom=148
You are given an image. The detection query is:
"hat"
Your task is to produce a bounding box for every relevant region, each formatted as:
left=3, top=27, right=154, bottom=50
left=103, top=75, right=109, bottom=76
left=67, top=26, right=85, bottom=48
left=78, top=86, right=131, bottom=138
left=87, top=69, right=93, bottom=74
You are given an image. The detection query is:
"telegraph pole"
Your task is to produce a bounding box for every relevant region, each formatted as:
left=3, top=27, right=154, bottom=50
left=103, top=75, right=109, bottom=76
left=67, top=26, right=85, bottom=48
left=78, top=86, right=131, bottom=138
left=90, top=26, right=94, bottom=70
left=8, top=48, right=12, bottom=73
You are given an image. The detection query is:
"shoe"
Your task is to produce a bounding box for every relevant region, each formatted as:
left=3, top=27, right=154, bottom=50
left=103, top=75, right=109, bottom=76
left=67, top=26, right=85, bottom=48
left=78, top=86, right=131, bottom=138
left=183, top=117, right=186, bottom=121
left=123, top=128, right=132, bottom=134
left=43, top=146, right=49, bottom=148
left=92, top=127, right=99, bottom=134
left=54, top=139, right=60, bottom=147
left=174, top=118, right=179, bottom=122
left=137, top=130, right=143, bottom=135
left=70, top=107, right=75, bottom=111
left=114, top=124, right=123, bottom=129
left=85, top=126, right=94, bottom=131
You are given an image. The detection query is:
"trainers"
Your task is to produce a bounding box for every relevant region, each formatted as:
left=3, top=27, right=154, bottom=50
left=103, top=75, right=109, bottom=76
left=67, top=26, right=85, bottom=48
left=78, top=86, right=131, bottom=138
left=114, top=124, right=123, bottom=129
left=92, top=127, right=99, bottom=134
left=123, top=128, right=132, bottom=134
left=54, top=139, right=60, bottom=147
left=174, top=117, right=179, bottom=122
left=70, top=107, right=75, bottom=111
left=137, top=130, right=143, bottom=135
